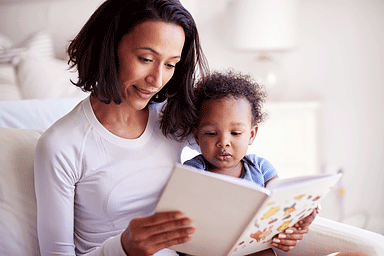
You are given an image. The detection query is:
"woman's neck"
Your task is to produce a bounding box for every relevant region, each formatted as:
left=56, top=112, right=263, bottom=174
left=90, top=96, right=149, bottom=139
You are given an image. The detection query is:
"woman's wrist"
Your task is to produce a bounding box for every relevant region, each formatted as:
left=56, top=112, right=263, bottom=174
left=121, top=229, right=131, bottom=256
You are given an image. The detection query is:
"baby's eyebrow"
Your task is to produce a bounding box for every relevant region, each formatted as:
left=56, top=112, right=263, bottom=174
left=199, top=122, right=214, bottom=128
left=199, top=122, right=247, bottom=128
left=230, top=122, right=247, bottom=127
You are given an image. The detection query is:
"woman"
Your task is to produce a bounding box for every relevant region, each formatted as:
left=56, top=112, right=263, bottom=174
left=34, top=1, right=207, bottom=255
left=34, top=0, right=308, bottom=255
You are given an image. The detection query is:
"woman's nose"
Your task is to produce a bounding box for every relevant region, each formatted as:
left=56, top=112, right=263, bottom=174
left=146, top=65, right=163, bottom=88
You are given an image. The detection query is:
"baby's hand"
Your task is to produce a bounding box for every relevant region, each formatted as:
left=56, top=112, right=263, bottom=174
left=271, top=206, right=320, bottom=252
left=271, top=226, right=307, bottom=252
left=294, top=205, right=321, bottom=231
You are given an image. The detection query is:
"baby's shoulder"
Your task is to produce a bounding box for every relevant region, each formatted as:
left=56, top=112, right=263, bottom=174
left=244, top=154, right=274, bottom=168
left=183, top=154, right=206, bottom=170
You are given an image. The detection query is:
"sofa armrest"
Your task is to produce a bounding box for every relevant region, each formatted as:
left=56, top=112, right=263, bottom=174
left=276, top=217, right=384, bottom=256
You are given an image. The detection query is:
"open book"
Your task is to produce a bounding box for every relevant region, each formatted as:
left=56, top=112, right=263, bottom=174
left=156, top=163, right=342, bottom=256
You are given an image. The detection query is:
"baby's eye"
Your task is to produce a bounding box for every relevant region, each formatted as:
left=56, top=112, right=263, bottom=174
left=231, top=132, right=242, bottom=136
left=205, top=132, right=217, bottom=136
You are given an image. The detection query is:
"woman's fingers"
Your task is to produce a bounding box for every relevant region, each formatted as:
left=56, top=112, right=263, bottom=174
left=121, top=211, right=195, bottom=256
left=138, top=211, right=187, bottom=228
left=144, top=213, right=194, bottom=236
left=150, top=227, right=195, bottom=249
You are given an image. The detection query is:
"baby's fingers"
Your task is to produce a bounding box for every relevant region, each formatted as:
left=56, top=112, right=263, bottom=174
left=271, top=234, right=298, bottom=252
left=271, top=228, right=305, bottom=252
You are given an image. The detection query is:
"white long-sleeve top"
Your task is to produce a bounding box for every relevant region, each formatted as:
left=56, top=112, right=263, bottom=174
left=34, top=96, right=184, bottom=255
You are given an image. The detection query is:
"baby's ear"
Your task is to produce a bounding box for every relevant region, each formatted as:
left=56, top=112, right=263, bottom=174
left=193, top=128, right=199, bottom=145
left=249, top=125, right=258, bottom=145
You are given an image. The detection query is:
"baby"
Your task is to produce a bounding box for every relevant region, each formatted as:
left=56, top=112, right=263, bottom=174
left=184, top=70, right=316, bottom=255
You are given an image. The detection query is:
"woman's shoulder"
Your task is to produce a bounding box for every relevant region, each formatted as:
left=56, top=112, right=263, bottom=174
left=37, top=100, right=90, bottom=151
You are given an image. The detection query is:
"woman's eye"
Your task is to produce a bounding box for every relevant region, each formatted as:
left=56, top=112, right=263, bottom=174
left=139, top=57, right=152, bottom=63
left=205, top=132, right=217, bottom=136
left=165, top=63, right=176, bottom=69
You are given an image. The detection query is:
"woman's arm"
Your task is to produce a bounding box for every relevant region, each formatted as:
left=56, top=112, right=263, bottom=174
left=34, top=132, right=195, bottom=256
left=34, top=135, right=78, bottom=255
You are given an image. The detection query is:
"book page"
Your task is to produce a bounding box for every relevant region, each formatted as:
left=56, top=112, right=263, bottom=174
left=156, top=164, right=270, bottom=256
left=228, top=173, right=341, bottom=256
left=266, top=173, right=339, bottom=190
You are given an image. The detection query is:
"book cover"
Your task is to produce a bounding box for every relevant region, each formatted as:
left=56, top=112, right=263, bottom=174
left=156, top=163, right=341, bottom=256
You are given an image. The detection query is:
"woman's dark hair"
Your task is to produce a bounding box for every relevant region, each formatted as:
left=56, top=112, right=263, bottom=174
left=194, top=69, right=267, bottom=127
left=67, top=0, right=208, bottom=140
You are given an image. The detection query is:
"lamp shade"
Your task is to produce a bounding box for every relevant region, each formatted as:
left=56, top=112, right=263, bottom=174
left=230, top=0, right=298, bottom=51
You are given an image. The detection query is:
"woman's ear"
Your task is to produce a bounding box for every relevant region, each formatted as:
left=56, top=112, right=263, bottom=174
left=193, top=128, right=199, bottom=145
left=249, top=125, right=258, bottom=145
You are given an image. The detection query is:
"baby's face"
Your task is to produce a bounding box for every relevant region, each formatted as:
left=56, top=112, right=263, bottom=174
left=194, top=97, right=257, bottom=176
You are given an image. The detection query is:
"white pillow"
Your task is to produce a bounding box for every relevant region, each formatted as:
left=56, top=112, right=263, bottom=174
left=17, top=31, right=54, bottom=59
left=0, top=31, right=53, bottom=65
left=0, top=32, right=18, bottom=64
left=0, top=127, right=44, bottom=256
left=0, top=32, right=13, bottom=50
left=15, top=52, right=89, bottom=99
left=0, top=64, right=23, bottom=101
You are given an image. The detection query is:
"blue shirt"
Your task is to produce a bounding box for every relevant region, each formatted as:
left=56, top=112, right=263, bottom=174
left=183, top=154, right=278, bottom=187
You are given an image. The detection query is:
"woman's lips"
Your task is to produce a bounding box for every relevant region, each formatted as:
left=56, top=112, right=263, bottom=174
left=133, top=85, right=156, bottom=99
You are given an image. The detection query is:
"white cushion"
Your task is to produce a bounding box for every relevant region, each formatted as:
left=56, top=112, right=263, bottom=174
left=0, top=63, right=16, bottom=85
left=0, top=98, right=82, bottom=129
left=0, top=30, right=89, bottom=100
left=0, top=127, right=44, bottom=256
left=0, top=31, right=53, bottom=65
left=0, top=64, right=22, bottom=101
left=0, top=32, right=13, bottom=50
left=0, top=32, right=16, bottom=64
left=15, top=51, right=89, bottom=99
left=17, top=31, right=54, bottom=59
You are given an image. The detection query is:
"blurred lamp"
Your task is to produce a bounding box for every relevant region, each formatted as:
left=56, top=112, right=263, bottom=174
left=230, top=0, right=298, bottom=96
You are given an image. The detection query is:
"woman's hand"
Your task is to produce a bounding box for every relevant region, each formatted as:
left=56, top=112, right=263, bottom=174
left=121, top=211, right=195, bottom=256
left=271, top=206, right=320, bottom=252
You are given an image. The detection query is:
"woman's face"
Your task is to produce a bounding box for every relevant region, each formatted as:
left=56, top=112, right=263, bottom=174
left=117, top=21, right=185, bottom=111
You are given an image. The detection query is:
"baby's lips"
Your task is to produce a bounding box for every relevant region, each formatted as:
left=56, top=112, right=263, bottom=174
left=219, top=151, right=231, bottom=156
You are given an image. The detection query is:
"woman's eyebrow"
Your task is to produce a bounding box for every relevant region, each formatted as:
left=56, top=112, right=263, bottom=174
left=137, top=47, right=181, bottom=59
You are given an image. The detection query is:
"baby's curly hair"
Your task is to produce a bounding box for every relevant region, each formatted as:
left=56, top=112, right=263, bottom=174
left=193, top=69, right=267, bottom=127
